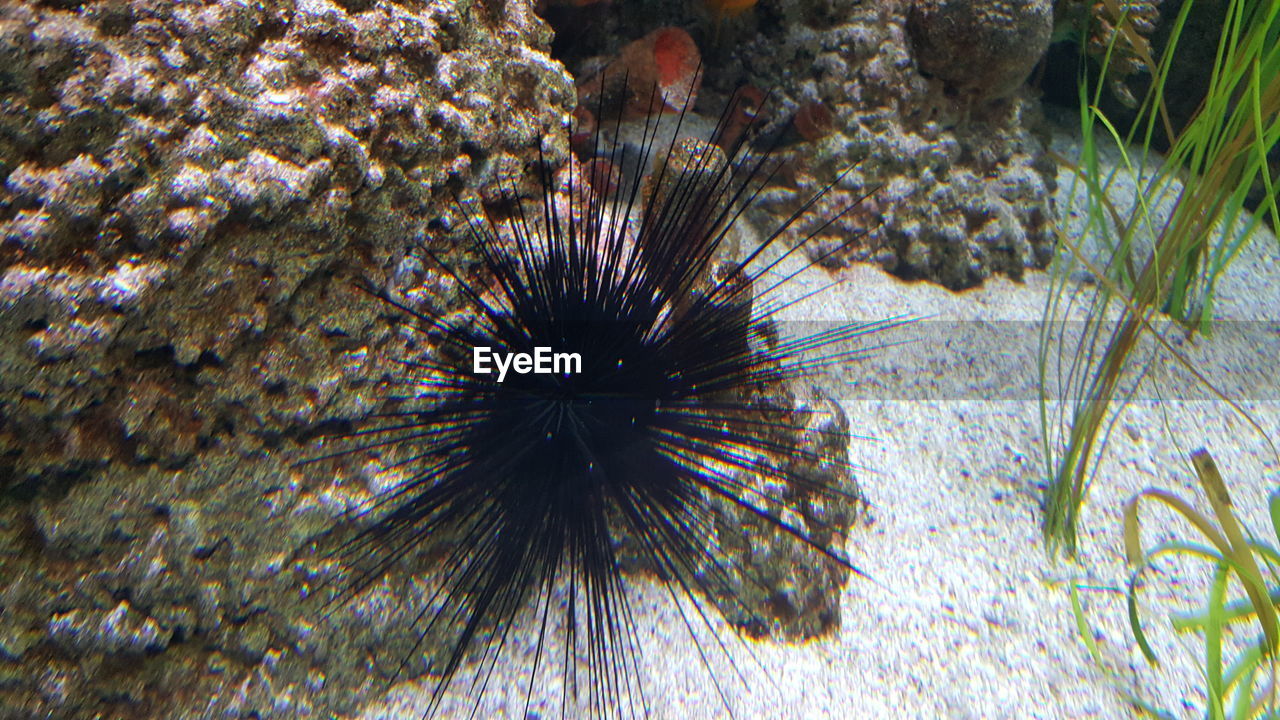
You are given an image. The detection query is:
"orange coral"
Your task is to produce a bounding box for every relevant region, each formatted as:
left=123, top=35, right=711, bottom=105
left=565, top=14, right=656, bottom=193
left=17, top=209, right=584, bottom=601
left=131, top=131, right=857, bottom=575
left=578, top=27, right=703, bottom=117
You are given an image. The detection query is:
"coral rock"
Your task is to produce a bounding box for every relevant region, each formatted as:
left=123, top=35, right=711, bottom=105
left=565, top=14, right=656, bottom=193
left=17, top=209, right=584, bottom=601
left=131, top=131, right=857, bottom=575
left=907, top=0, right=1053, bottom=102
left=794, top=101, right=835, bottom=142
left=0, top=0, right=574, bottom=717
left=716, top=84, right=767, bottom=150
left=580, top=26, right=703, bottom=117
left=720, top=0, right=1057, bottom=287
left=583, top=157, right=621, bottom=196
left=1058, top=0, right=1162, bottom=107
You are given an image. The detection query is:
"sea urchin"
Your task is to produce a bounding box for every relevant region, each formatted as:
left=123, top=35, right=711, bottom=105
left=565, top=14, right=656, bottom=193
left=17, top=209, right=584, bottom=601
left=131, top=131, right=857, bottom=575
left=304, top=84, right=898, bottom=719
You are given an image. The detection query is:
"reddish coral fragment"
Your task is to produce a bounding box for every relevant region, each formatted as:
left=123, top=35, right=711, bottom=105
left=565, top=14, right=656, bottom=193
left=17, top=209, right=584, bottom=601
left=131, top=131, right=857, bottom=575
left=579, top=27, right=703, bottom=117
left=717, top=85, right=767, bottom=150
left=570, top=105, right=597, bottom=158
left=651, top=28, right=696, bottom=92
left=583, top=157, right=621, bottom=196
left=793, top=101, right=834, bottom=142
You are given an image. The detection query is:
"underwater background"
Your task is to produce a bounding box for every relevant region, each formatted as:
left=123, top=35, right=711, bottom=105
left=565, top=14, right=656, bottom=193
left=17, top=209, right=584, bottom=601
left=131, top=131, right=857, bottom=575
left=1, top=0, right=1278, bottom=717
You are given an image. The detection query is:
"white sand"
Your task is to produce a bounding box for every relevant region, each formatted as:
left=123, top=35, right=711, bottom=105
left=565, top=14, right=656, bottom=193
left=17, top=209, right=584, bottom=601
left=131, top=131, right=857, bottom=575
left=363, top=125, right=1280, bottom=720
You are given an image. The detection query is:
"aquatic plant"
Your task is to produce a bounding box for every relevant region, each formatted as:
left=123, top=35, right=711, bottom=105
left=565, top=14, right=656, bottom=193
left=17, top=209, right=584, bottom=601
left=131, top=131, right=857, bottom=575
left=1122, top=449, right=1280, bottom=719
left=301, top=84, right=898, bottom=718
left=1038, top=0, right=1279, bottom=554
left=1063, top=449, right=1280, bottom=718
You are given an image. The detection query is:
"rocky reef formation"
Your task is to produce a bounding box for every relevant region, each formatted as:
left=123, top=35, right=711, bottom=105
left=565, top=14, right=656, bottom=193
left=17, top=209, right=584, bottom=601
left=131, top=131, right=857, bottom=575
left=745, top=0, right=1058, bottom=288
left=0, top=0, right=576, bottom=481
left=0, top=0, right=575, bottom=716
left=0, top=0, right=870, bottom=717
left=908, top=0, right=1054, bottom=103
left=1, top=0, right=1071, bottom=714
left=550, top=0, right=1059, bottom=289
left=1055, top=0, right=1163, bottom=108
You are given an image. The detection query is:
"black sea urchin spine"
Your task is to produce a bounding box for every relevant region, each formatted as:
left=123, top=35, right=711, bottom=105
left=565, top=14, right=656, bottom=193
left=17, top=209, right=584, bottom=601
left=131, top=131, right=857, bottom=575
left=303, top=84, right=901, bottom=720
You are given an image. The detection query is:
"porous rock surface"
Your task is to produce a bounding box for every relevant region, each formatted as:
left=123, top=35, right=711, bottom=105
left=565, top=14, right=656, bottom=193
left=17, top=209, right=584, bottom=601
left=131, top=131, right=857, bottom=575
left=704, top=383, right=863, bottom=641
left=700, top=0, right=1059, bottom=287
left=0, top=0, right=573, bottom=716
left=1056, top=0, right=1162, bottom=108
left=907, top=0, right=1053, bottom=103
left=0, top=0, right=868, bottom=717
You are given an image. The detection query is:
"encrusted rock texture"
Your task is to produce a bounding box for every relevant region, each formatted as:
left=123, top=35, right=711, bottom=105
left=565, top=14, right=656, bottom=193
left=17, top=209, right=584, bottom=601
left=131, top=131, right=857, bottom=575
left=560, top=0, right=1057, bottom=288
left=1055, top=0, right=1162, bottom=108
left=0, top=0, right=880, bottom=717
left=0, top=0, right=575, bottom=716
left=731, top=0, right=1059, bottom=289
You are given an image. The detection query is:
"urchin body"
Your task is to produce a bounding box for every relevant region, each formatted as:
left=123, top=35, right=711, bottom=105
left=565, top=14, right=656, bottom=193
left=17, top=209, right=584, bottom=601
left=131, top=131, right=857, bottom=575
left=309, top=92, right=889, bottom=718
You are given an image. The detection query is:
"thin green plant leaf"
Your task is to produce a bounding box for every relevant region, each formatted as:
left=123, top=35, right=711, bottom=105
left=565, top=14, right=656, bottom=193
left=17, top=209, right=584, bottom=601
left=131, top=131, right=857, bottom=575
left=1271, top=490, right=1280, bottom=549
left=1194, top=450, right=1280, bottom=655
left=1209, top=563, right=1231, bottom=720
left=1072, top=584, right=1107, bottom=668
left=1125, top=487, right=1234, bottom=561
left=1227, top=646, right=1261, bottom=719
left=1039, top=0, right=1280, bottom=555
left=1128, top=567, right=1161, bottom=665
left=1144, top=540, right=1227, bottom=566
left=1173, top=587, right=1280, bottom=633
left=1069, top=582, right=1179, bottom=718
